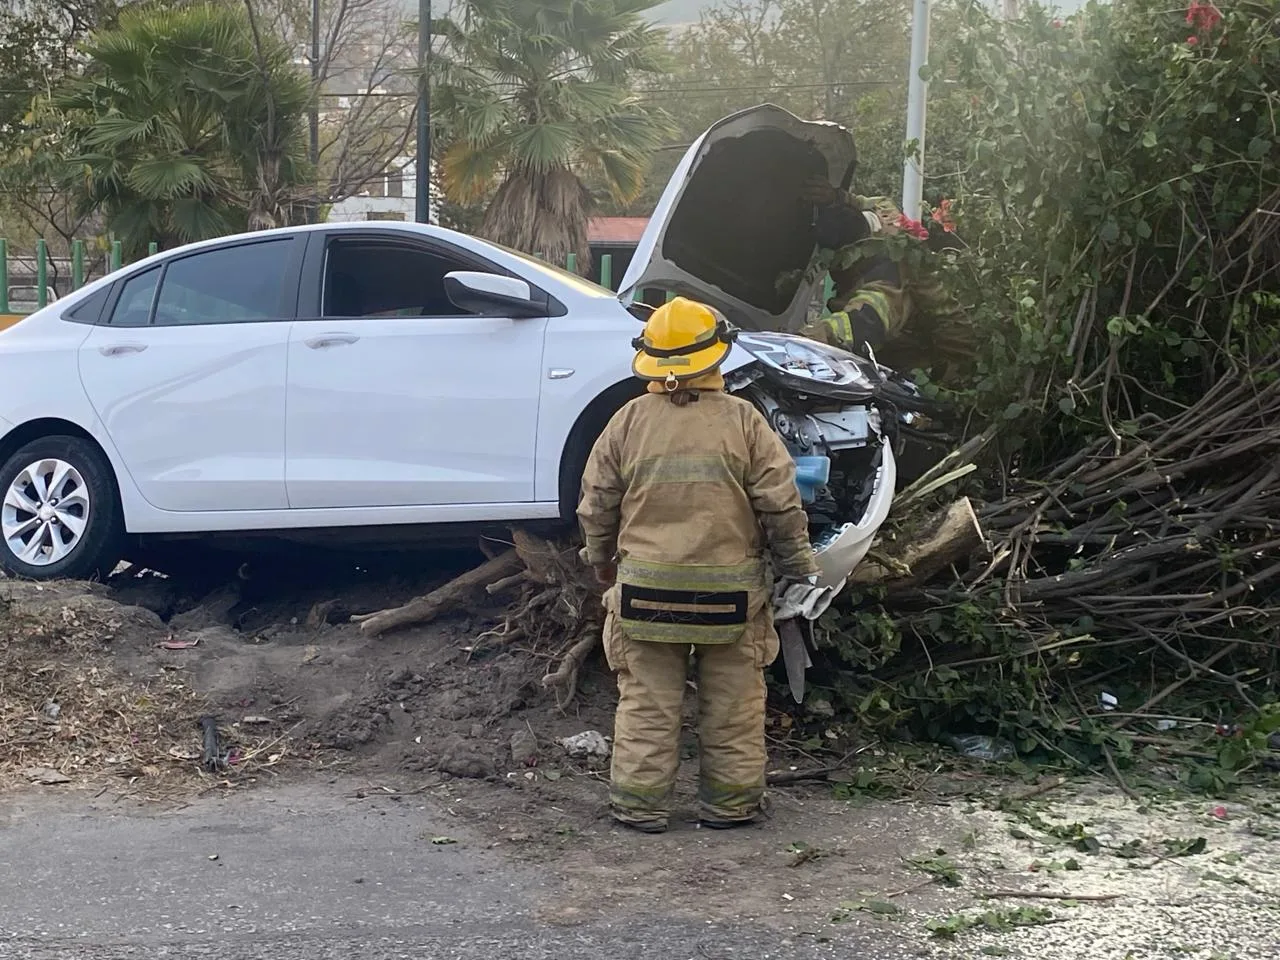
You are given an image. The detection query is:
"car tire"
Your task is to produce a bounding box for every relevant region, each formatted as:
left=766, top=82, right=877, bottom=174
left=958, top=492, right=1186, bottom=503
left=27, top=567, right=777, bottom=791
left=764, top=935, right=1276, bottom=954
left=0, top=435, right=124, bottom=581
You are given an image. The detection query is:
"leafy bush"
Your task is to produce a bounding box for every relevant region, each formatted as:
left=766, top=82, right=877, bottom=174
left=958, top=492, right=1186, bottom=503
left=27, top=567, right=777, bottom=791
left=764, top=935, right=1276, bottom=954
left=946, top=0, right=1280, bottom=455
left=815, top=0, right=1280, bottom=763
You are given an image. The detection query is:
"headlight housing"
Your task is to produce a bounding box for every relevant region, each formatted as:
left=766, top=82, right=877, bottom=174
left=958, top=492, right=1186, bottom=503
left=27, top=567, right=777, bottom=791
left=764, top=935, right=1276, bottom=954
left=735, top=331, right=879, bottom=395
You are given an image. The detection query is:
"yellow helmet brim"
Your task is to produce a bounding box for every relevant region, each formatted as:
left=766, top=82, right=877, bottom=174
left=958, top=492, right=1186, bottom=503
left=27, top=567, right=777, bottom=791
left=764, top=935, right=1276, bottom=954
left=632, top=339, right=731, bottom=382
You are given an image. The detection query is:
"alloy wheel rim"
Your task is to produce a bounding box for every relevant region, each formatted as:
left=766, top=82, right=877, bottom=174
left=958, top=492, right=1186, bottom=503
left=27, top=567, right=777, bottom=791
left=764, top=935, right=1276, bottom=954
left=2, top=458, right=92, bottom=567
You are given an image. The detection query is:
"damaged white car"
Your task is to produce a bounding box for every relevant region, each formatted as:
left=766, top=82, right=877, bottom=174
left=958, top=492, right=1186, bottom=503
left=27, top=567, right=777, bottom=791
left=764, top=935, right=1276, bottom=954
left=0, top=104, right=929, bottom=585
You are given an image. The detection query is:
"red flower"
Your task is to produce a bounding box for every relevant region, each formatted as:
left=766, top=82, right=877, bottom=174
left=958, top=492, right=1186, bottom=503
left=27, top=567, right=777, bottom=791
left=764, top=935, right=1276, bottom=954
left=1185, top=1, right=1222, bottom=32
left=895, top=213, right=930, bottom=241
left=931, top=198, right=956, bottom=233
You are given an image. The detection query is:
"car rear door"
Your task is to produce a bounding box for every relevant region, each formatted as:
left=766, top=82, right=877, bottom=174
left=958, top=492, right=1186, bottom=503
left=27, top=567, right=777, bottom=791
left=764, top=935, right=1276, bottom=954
left=76, top=236, right=302, bottom=512
left=283, top=230, right=548, bottom=509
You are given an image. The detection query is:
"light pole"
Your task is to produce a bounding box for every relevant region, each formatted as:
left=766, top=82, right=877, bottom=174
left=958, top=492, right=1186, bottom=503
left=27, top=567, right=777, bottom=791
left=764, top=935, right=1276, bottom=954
left=415, top=0, right=432, bottom=223
left=310, top=0, right=320, bottom=168
left=310, top=0, right=321, bottom=223
left=901, top=0, right=930, bottom=221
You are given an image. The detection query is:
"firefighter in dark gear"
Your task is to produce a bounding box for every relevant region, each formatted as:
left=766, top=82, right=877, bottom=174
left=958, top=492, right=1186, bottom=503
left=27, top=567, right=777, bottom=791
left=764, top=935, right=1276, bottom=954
left=798, top=177, right=970, bottom=379
left=577, top=296, right=819, bottom=834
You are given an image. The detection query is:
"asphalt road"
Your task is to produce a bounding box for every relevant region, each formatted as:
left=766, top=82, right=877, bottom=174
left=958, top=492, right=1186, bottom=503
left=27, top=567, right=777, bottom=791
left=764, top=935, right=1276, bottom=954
left=0, top=782, right=869, bottom=960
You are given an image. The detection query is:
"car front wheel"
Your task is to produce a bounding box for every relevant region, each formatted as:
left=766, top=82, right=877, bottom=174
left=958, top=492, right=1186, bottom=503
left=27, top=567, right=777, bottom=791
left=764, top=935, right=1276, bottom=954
left=0, top=436, right=123, bottom=581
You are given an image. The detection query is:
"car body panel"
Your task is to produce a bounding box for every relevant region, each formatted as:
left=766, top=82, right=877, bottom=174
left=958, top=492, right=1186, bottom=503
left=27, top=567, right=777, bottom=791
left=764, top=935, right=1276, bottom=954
left=77, top=320, right=293, bottom=512
left=0, top=286, right=60, bottom=332
left=0, top=312, right=151, bottom=525
left=619, top=103, right=856, bottom=334
left=285, top=313, right=548, bottom=508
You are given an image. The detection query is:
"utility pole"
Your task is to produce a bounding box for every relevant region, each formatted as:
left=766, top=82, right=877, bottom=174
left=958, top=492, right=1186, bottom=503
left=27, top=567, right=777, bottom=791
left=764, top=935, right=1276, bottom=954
left=901, top=0, right=930, bottom=221
left=310, top=0, right=321, bottom=222
left=415, top=0, right=432, bottom=224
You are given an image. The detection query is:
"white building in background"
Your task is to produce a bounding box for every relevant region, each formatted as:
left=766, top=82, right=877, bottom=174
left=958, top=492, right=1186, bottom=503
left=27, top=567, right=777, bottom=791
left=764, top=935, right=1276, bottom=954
left=327, top=157, right=412, bottom=222
left=324, top=156, right=442, bottom=224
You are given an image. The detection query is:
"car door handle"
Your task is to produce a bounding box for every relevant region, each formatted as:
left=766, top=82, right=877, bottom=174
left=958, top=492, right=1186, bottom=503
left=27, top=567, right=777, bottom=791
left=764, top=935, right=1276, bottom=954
left=303, top=334, right=359, bottom=349
left=99, top=343, right=147, bottom=357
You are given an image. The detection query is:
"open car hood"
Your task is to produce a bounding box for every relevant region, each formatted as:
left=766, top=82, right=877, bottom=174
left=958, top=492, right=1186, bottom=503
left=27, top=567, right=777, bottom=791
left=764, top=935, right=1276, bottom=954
left=617, top=104, right=857, bottom=334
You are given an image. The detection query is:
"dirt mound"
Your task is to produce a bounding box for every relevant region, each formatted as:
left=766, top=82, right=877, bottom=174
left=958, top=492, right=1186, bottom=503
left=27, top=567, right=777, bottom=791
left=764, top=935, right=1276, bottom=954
left=26, top=549, right=619, bottom=791
left=0, top=578, right=204, bottom=787
left=0, top=545, right=817, bottom=801
left=0, top=563, right=385, bottom=791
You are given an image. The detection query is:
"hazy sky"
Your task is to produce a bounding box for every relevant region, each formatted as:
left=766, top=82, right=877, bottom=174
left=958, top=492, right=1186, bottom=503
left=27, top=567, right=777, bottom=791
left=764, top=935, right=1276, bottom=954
left=414, top=1, right=1090, bottom=26
left=652, top=0, right=1090, bottom=24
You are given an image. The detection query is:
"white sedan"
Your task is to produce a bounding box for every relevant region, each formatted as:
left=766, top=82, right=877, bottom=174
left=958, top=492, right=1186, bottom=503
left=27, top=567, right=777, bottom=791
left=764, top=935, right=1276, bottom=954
left=0, top=105, right=919, bottom=585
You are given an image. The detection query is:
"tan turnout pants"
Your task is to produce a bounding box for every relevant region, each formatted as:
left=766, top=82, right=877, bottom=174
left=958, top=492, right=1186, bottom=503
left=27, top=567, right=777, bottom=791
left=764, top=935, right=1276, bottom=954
left=602, top=601, right=780, bottom=826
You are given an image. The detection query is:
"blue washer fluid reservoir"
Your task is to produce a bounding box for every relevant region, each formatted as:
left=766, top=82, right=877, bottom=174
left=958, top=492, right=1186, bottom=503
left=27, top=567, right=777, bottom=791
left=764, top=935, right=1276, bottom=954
left=792, top=454, right=831, bottom=504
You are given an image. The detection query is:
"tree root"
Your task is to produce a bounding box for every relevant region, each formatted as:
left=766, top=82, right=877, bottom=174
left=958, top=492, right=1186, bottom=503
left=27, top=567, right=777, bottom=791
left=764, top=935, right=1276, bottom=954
left=352, top=548, right=523, bottom=637
left=542, top=628, right=602, bottom=710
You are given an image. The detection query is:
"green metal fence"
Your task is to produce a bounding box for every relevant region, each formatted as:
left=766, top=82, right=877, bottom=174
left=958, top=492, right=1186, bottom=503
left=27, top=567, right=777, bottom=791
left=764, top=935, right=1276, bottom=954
left=0, top=238, right=838, bottom=318
left=0, top=238, right=124, bottom=316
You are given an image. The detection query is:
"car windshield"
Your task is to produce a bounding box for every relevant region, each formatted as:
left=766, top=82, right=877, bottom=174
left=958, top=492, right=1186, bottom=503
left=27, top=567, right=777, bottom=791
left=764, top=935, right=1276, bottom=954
left=488, top=242, right=617, bottom=300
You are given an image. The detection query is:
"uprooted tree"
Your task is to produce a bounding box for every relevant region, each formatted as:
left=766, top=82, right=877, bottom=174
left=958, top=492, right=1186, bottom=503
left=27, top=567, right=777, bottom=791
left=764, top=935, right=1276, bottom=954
left=358, top=0, right=1280, bottom=777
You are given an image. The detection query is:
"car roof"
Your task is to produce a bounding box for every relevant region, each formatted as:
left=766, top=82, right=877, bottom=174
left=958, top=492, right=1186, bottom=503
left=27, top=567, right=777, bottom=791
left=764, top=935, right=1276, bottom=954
left=3, top=220, right=622, bottom=335
left=145, top=219, right=469, bottom=253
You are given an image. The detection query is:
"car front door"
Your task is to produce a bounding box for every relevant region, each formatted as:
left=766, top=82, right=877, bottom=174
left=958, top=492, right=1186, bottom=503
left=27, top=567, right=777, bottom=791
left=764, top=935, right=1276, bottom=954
left=284, top=232, right=548, bottom=509
left=76, top=236, right=301, bottom=512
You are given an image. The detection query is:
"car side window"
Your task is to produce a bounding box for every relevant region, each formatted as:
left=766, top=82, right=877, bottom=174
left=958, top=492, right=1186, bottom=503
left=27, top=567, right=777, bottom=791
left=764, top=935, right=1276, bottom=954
left=153, top=239, right=294, bottom=326
left=322, top=239, right=478, bottom=319
left=108, top=267, right=160, bottom=327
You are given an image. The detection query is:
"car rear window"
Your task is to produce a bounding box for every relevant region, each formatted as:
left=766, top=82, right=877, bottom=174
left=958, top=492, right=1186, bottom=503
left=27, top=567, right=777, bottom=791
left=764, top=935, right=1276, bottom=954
left=154, top=240, right=294, bottom=325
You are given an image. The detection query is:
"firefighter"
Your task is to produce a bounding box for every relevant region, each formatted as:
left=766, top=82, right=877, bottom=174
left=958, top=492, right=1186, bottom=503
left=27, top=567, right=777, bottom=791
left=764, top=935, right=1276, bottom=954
left=799, top=177, right=969, bottom=379
left=577, top=296, right=819, bottom=834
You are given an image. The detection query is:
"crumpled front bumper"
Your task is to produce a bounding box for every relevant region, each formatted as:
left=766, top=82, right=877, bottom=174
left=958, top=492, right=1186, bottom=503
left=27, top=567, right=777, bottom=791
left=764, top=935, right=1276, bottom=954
left=810, top=440, right=897, bottom=590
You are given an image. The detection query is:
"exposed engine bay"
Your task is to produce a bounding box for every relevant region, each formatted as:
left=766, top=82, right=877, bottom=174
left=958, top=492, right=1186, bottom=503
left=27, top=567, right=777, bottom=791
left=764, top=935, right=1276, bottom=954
left=723, top=330, right=932, bottom=588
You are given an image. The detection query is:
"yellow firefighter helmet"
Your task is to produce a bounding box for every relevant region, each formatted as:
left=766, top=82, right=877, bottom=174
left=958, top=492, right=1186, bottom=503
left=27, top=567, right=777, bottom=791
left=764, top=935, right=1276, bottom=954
left=631, top=296, right=737, bottom=387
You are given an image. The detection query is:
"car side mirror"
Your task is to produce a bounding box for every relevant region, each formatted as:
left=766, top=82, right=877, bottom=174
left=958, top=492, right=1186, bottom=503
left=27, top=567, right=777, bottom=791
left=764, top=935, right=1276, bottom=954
left=443, top=271, right=546, bottom=319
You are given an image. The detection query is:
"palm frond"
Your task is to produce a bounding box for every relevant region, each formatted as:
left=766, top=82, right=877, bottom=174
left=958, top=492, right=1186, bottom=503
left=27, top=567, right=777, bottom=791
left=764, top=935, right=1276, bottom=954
left=507, top=122, right=583, bottom=173
left=62, top=1, right=312, bottom=249
left=126, top=158, right=216, bottom=200
left=441, top=141, right=505, bottom=204
left=170, top=196, right=236, bottom=243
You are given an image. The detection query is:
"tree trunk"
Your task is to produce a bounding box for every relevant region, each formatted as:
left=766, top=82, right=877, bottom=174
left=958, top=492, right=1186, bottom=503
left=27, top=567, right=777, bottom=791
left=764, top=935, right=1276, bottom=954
left=848, top=497, right=987, bottom=593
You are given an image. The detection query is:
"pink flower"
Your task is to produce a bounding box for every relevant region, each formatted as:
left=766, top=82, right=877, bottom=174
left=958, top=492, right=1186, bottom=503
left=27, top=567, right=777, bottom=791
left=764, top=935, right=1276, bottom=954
left=1187, top=34, right=1199, bottom=44
left=931, top=198, right=956, bottom=233
left=1185, top=1, right=1222, bottom=32
left=1052, top=18, right=1063, bottom=27
left=895, top=213, right=930, bottom=241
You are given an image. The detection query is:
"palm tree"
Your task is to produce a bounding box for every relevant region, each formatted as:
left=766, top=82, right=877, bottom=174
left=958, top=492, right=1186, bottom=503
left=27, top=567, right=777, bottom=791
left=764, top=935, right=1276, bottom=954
left=59, top=3, right=310, bottom=258
left=433, top=0, right=674, bottom=268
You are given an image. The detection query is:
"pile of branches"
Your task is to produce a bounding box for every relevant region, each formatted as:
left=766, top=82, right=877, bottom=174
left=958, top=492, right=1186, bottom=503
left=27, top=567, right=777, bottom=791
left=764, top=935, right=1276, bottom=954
left=978, top=350, right=1280, bottom=688
left=829, top=348, right=1280, bottom=756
